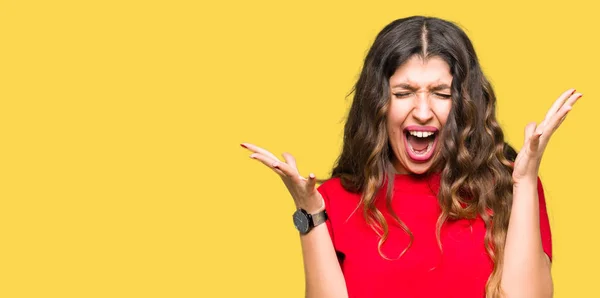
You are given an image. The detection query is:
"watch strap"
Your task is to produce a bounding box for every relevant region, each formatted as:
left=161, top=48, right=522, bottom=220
left=309, top=209, right=328, bottom=228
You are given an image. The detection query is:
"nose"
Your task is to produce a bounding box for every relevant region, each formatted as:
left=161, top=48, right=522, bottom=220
left=411, top=91, right=434, bottom=123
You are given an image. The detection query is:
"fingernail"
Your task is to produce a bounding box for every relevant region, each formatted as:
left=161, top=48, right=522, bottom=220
left=249, top=154, right=256, bottom=159
left=240, top=143, right=247, bottom=149
left=309, top=173, right=315, bottom=179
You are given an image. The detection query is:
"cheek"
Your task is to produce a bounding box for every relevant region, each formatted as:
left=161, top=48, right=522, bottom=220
left=387, top=124, right=399, bottom=144
left=387, top=101, right=409, bottom=125
left=386, top=116, right=406, bottom=150
left=435, top=101, right=453, bottom=125
left=387, top=107, right=405, bottom=139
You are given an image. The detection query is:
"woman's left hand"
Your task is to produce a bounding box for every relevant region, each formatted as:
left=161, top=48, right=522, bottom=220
left=512, top=88, right=583, bottom=185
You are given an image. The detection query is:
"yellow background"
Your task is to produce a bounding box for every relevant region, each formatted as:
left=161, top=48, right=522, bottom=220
left=1, top=0, right=598, bottom=297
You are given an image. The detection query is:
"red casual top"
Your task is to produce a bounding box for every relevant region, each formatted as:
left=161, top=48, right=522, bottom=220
left=317, top=173, right=552, bottom=298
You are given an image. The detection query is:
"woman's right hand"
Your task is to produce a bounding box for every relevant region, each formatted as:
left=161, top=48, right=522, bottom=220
left=241, top=143, right=324, bottom=213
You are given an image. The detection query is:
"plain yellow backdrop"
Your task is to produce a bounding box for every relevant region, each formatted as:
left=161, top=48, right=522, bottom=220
left=1, top=0, right=598, bottom=297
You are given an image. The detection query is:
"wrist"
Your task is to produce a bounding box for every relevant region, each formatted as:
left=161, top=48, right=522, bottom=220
left=292, top=203, right=328, bottom=235
left=513, top=175, right=537, bottom=188
left=513, top=179, right=538, bottom=199
left=296, top=197, right=325, bottom=214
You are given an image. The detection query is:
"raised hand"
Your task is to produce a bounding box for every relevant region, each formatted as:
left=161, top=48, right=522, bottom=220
left=241, top=143, right=325, bottom=213
left=512, top=89, right=583, bottom=184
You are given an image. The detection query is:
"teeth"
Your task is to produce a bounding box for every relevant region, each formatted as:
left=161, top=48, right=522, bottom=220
left=408, top=131, right=434, bottom=138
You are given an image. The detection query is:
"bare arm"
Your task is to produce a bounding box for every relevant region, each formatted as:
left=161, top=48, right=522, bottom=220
left=242, top=143, right=347, bottom=297
left=502, top=88, right=582, bottom=297
left=501, top=179, right=552, bottom=298
left=301, top=224, right=348, bottom=298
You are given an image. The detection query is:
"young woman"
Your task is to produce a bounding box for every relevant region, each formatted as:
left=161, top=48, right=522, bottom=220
left=242, top=16, right=581, bottom=298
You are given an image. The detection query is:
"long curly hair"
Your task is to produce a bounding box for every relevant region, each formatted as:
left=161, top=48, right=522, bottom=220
left=331, top=16, right=516, bottom=297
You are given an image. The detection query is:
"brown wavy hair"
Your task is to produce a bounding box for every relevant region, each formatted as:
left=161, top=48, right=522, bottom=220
left=331, top=16, right=516, bottom=297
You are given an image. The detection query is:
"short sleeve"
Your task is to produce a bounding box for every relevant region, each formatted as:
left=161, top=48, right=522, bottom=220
left=537, top=177, right=553, bottom=262
left=317, top=181, right=345, bottom=264
left=317, top=182, right=336, bottom=247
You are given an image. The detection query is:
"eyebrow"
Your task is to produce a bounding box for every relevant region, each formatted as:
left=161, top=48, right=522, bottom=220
left=391, top=83, right=451, bottom=92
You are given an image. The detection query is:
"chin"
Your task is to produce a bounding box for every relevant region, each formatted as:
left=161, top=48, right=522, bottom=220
left=405, top=163, right=432, bottom=175
left=394, top=156, right=434, bottom=175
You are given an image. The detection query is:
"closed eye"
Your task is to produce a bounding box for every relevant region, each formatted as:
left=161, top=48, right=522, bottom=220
left=393, top=92, right=451, bottom=99
left=393, top=93, right=411, bottom=98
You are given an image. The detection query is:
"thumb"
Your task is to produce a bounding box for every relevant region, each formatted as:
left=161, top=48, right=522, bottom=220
left=306, top=172, right=317, bottom=191
left=529, top=130, right=542, bottom=152
left=524, top=122, right=537, bottom=141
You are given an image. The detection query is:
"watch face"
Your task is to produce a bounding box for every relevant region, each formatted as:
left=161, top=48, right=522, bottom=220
left=293, top=209, right=309, bottom=233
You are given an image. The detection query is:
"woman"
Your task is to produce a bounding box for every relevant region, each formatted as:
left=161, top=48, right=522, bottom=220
left=242, top=16, right=581, bottom=297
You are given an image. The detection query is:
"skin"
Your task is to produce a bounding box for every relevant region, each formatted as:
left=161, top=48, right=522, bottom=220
left=502, top=88, right=582, bottom=298
left=241, top=55, right=583, bottom=297
left=387, top=55, right=453, bottom=174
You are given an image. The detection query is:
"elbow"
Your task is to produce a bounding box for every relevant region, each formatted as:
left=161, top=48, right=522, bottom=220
left=541, top=275, right=554, bottom=298
left=537, top=259, right=555, bottom=298
left=502, top=253, right=554, bottom=298
left=305, top=291, right=348, bottom=298
left=305, top=285, right=348, bottom=298
left=503, top=285, right=553, bottom=298
left=502, top=271, right=553, bottom=298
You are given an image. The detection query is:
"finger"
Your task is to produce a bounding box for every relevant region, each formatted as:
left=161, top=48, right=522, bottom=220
left=557, top=112, right=569, bottom=127
left=540, top=92, right=581, bottom=134
left=525, top=122, right=542, bottom=152
left=552, top=92, right=582, bottom=122
left=306, top=172, right=317, bottom=190
left=545, top=105, right=573, bottom=135
left=537, top=119, right=547, bottom=132
left=241, top=143, right=281, bottom=162
left=564, top=92, right=583, bottom=108
left=282, top=152, right=298, bottom=170
left=543, top=93, right=582, bottom=136
left=529, top=130, right=541, bottom=152
left=548, top=92, right=581, bottom=129
left=252, top=152, right=300, bottom=179
left=273, top=160, right=302, bottom=179
left=524, top=122, right=537, bottom=141
left=250, top=152, right=286, bottom=176
left=273, top=167, right=285, bottom=176
left=543, top=88, right=576, bottom=122
left=250, top=153, right=287, bottom=178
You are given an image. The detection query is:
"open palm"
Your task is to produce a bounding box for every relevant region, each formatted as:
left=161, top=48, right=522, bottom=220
left=241, top=143, right=324, bottom=213
left=512, top=89, right=583, bottom=184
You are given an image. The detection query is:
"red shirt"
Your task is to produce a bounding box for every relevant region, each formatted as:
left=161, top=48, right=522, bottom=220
left=318, top=173, right=552, bottom=298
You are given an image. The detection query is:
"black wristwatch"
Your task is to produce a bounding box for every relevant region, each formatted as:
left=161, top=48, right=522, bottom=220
left=292, top=208, right=328, bottom=235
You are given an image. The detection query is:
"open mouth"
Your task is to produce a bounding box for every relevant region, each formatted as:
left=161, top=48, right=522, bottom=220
left=403, top=126, right=439, bottom=162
